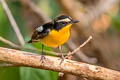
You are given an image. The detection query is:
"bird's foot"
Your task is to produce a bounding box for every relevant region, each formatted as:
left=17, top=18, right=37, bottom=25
left=59, top=55, right=65, bottom=65
left=40, top=54, right=46, bottom=63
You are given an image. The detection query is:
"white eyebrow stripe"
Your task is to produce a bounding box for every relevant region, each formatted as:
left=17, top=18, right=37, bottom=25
left=36, top=26, right=44, bottom=32
left=57, top=18, right=71, bottom=22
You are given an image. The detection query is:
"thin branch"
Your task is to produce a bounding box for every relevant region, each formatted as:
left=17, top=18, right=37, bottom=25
left=67, top=36, right=97, bottom=64
left=0, top=47, right=120, bottom=80
left=0, top=36, right=20, bottom=49
left=70, top=36, right=92, bottom=55
left=0, top=0, right=25, bottom=46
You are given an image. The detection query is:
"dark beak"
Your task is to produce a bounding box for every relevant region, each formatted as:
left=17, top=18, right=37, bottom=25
left=72, top=20, right=79, bottom=23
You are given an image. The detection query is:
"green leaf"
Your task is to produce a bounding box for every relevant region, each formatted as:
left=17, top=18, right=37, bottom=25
left=0, top=67, right=20, bottom=80
left=20, top=67, right=58, bottom=80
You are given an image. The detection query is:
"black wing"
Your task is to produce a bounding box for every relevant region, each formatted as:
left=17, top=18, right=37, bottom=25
left=28, top=22, right=53, bottom=43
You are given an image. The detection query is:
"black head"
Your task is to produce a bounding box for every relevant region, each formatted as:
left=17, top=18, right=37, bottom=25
left=53, top=15, right=79, bottom=30
left=54, top=15, right=79, bottom=24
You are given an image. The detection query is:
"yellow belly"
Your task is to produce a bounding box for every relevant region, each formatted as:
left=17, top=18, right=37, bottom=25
left=40, top=24, right=72, bottom=48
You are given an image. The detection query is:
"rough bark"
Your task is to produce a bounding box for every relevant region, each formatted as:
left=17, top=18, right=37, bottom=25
left=0, top=47, right=120, bottom=80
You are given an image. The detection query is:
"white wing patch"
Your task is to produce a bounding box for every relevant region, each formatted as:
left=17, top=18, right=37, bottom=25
left=36, top=26, right=44, bottom=32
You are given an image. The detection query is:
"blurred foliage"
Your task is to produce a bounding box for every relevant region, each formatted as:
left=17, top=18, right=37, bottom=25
left=38, top=0, right=60, bottom=19
left=0, top=0, right=59, bottom=80
left=0, top=67, right=20, bottom=80
left=0, top=3, right=15, bottom=46
left=111, top=13, right=120, bottom=34
left=0, top=1, right=26, bottom=46
left=20, top=67, right=58, bottom=80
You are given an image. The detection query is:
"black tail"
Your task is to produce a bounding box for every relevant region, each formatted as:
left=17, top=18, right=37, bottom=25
left=28, top=40, right=32, bottom=43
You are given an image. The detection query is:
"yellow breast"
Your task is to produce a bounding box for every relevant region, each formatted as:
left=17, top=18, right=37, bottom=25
left=40, top=24, right=72, bottom=48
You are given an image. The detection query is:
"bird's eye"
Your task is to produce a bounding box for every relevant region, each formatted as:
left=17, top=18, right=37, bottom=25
left=61, top=22, right=66, bottom=25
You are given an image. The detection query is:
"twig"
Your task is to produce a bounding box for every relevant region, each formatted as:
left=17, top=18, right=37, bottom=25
left=0, top=47, right=120, bottom=80
left=66, top=37, right=97, bottom=64
left=0, top=36, right=20, bottom=49
left=69, top=36, right=92, bottom=56
left=0, top=0, right=25, bottom=46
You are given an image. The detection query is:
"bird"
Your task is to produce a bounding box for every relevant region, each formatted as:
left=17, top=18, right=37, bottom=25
left=28, top=15, right=79, bottom=63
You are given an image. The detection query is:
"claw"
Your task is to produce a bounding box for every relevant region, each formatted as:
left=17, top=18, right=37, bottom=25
left=40, top=54, right=45, bottom=63
left=58, top=46, right=65, bottom=65
left=59, top=54, right=65, bottom=65
left=40, top=44, right=45, bottom=63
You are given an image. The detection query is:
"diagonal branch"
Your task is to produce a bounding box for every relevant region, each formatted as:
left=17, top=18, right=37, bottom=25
left=68, top=36, right=92, bottom=56
left=67, top=36, right=97, bottom=64
left=0, top=0, right=25, bottom=46
left=0, top=47, right=120, bottom=80
left=0, top=36, right=20, bottom=49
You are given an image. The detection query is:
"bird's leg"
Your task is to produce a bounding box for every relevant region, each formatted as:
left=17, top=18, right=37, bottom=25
left=59, top=46, right=64, bottom=64
left=40, top=44, right=45, bottom=63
